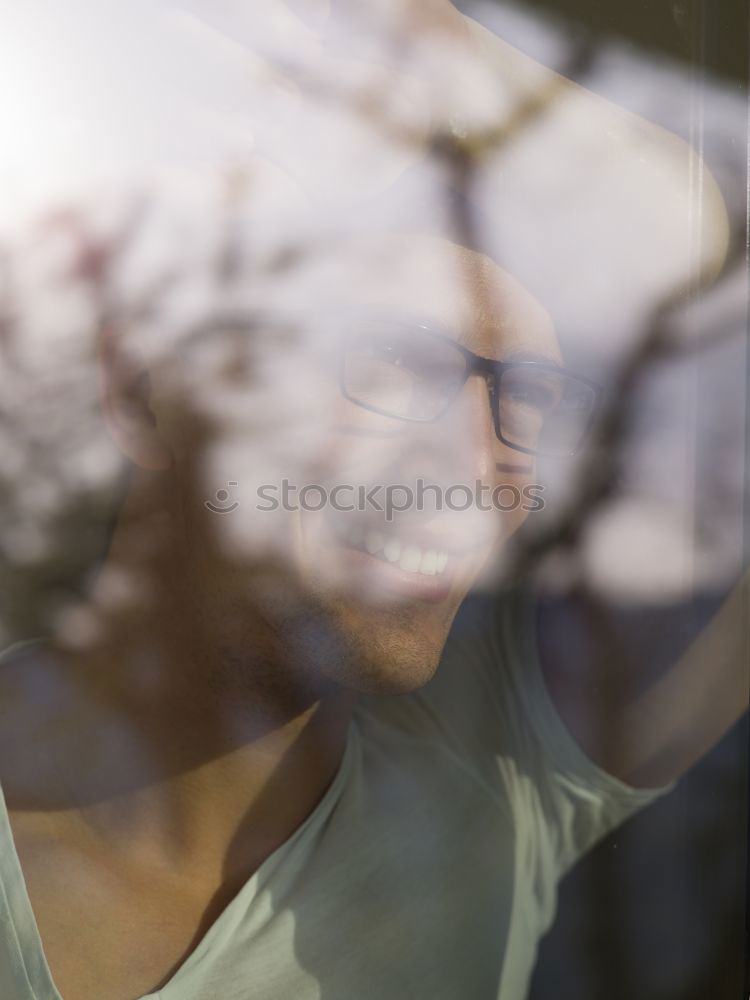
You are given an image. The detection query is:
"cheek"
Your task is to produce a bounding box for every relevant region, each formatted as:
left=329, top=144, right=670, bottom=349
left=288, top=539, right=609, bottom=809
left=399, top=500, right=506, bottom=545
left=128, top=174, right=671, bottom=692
left=306, top=396, right=413, bottom=485
left=492, top=465, right=540, bottom=538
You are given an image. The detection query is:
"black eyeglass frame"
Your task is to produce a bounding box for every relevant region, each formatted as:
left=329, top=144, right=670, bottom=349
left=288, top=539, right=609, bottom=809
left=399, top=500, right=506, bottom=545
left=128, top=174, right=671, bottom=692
left=339, top=323, right=602, bottom=458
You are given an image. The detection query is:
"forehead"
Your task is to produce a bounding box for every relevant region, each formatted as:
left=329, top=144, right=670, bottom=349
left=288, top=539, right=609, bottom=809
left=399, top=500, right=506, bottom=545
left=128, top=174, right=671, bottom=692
left=279, top=233, right=560, bottom=362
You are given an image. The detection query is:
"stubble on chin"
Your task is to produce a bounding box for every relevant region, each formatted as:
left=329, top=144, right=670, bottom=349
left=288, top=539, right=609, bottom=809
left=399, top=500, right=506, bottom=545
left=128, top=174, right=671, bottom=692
left=308, top=591, right=459, bottom=695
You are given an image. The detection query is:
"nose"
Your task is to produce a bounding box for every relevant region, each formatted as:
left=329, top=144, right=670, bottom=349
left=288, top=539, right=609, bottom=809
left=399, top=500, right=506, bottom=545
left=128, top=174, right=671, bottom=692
left=427, top=372, right=498, bottom=488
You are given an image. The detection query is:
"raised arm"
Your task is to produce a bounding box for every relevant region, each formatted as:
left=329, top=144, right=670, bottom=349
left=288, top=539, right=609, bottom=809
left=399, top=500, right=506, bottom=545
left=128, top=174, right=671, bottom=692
left=537, top=570, right=749, bottom=788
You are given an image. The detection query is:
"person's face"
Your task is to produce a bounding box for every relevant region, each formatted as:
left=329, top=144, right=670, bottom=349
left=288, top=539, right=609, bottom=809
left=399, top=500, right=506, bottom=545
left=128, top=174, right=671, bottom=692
left=156, top=235, right=560, bottom=694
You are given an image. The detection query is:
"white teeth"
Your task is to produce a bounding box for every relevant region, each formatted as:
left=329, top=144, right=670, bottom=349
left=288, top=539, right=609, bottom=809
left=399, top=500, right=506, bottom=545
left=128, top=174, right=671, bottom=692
left=383, top=541, right=450, bottom=576
left=384, top=538, right=401, bottom=563
left=337, top=522, right=451, bottom=577
left=420, top=549, right=438, bottom=576
left=365, top=531, right=385, bottom=555
left=399, top=545, right=422, bottom=573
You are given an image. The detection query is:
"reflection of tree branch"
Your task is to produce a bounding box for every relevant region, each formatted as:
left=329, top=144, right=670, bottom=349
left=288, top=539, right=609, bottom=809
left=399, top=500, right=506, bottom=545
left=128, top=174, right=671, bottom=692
left=263, top=28, right=596, bottom=187
left=0, top=7, right=741, bottom=653
left=427, top=39, right=597, bottom=346
left=504, top=241, right=746, bottom=587
left=424, top=30, right=742, bottom=596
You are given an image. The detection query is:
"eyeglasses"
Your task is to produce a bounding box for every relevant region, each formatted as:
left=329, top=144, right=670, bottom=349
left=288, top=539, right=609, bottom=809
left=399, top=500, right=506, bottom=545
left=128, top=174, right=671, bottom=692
left=339, top=315, right=601, bottom=458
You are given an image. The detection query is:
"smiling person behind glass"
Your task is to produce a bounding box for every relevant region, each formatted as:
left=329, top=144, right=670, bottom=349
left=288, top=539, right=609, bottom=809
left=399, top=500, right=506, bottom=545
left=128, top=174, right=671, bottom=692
left=0, top=3, right=745, bottom=1000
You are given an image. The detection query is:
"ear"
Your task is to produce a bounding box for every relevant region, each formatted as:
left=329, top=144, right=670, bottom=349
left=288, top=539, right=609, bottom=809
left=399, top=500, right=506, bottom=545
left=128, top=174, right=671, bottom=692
left=97, top=326, right=173, bottom=472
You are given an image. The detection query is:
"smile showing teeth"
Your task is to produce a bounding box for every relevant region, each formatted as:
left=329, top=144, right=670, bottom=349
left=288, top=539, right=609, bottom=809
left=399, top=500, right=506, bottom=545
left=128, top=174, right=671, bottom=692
left=335, top=521, right=451, bottom=577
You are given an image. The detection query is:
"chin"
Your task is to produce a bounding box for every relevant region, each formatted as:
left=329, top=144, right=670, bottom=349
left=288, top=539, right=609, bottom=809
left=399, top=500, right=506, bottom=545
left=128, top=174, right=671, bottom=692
left=256, top=542, right=472, bottom=695
left=317, top=596, right=457, bottom=695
